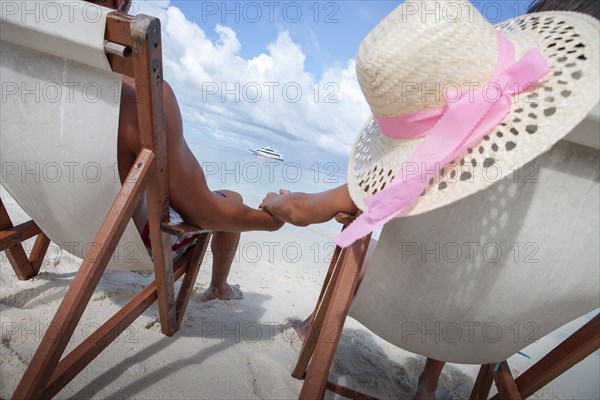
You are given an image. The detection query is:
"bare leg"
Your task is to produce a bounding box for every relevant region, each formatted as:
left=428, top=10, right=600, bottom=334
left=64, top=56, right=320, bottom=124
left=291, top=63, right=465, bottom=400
left=117, top=79, right=282, bottom=234
left=291, top=312, right=313, bottom=341
left=201, top=190, right=243, bottom=301
left=117, top=81, right=278, bottom=300
left=414, top=358, right=445, bottom=400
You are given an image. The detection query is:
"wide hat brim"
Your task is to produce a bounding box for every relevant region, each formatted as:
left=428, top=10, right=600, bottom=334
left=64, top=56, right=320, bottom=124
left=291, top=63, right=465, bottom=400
left=348, top=11, right=600, bottom=216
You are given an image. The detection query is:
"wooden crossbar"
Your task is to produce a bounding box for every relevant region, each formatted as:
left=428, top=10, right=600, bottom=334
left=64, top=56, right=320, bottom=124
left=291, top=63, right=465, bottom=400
left=326, top=382, right=378, bottom=400
left=0, top=220, right=41, bottom=250
left=489, top=313, right=600, bottom=400
left=162, top=221, right=208, bottom=237
left=0, top=199, right=49, bottom=280
left=12, top=149, right=154, bottom=399
left=43, top=248, right=196, bottom=398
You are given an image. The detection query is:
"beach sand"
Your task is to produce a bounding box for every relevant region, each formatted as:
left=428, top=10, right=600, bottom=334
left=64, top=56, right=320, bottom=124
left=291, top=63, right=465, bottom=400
left=0, top=192, right=580, bottom=399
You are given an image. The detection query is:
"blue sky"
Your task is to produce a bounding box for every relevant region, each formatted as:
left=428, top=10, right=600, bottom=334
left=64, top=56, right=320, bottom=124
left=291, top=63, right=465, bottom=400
left=171, top=1, right=534, bottom=76
left=136, top=0, right=536, bottom=168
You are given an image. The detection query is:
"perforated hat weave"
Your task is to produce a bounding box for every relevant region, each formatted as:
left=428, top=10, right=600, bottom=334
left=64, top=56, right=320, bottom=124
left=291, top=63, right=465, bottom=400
left=348, top=1, right=600, bottom=215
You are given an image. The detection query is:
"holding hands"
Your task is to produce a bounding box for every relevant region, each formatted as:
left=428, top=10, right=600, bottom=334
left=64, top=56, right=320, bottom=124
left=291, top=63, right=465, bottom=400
left=259, top=189, right=291, bottom=210
left=259, top=185, right=358, bottom=227
left=259, top=189, right=306, bottom=226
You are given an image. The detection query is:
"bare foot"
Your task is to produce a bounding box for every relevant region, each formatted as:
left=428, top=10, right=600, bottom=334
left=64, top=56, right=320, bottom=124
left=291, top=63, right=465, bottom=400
left=290, top=317, right=312, bottom=342
left=200, top=283, right=243, bottom=302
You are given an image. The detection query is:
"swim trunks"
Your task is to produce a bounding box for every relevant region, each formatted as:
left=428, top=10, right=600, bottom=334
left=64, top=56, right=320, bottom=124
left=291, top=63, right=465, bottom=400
left=141, top=191, right=225, bottom=259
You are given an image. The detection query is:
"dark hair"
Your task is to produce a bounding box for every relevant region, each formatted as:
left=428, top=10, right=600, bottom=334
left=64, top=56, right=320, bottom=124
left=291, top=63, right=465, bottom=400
left=527, top=0, right=600, bottom=20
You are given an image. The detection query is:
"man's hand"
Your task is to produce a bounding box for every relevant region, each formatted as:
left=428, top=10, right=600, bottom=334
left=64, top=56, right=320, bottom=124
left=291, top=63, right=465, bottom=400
left=258, top=189, right=290, bottom=231
left=259, top=189, right=310, bottom=226
left=259, top=189, right=290, bottom=212
left=258, top=192, right=277, bottom=211
left=265, top=212, right=285, bottom=231
left=258, top=185, right=357, bottom=227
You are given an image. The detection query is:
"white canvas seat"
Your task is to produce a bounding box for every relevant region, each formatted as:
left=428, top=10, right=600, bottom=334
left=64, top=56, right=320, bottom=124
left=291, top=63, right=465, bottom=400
left=1, top=1, right=152, bottom=270
left=0, top=2, right=212, bottom=398
left=349, top=109, right=600, bottom=364
left=293, top=107, right=600, bottom=399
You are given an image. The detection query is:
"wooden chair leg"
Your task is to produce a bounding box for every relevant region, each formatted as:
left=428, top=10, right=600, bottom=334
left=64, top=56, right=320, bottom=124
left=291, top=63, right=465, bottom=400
left=491, top=362, right=521, bottom=400
left=3, top=240, right=36, bottom=280
left=175, top=232, right=212, bottom=329
left=1, top=199, right=36, bottom=279
left=131, top=14, right=177, bottom=337
left=146, top=223, right=177, bottom=336
left=489, top=313, right=600, bottom=400
left=316, top=245, right=342, bottom=308
left=29, top=232, right=51, bottom=274
left=299, top=235, right=371, bottom=400
left=469, top=364, right=494, bottom=400
left=292, top=244, right=344, bottom=379
left=43, top=250, right=193, bottom=398
left=11, top=149, right=152, bottom=400
left=0, top=199, right=48, bottom=280
left=42, top=232, right=212, bottom=398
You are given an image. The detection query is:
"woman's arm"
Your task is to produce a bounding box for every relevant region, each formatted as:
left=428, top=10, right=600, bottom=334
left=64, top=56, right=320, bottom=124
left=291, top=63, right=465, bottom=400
left=259, top=184, right=357, bottom=226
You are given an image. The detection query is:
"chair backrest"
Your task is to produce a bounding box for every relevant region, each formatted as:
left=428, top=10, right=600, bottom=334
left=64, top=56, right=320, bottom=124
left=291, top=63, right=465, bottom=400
left=349, top=108, right=600, bottom=364
left=0, top=0, right=153, bottom=270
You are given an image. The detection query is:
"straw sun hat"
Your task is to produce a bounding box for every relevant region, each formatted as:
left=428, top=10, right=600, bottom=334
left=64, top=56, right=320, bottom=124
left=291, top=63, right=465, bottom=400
left=337, top=0, right=600, bottom=247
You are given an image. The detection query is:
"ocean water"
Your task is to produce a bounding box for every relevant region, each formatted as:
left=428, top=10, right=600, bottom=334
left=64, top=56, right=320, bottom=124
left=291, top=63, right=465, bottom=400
left=187, top=138, right=346, bottom=241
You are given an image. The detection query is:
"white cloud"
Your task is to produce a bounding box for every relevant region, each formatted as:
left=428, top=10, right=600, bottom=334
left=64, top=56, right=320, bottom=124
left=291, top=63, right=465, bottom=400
left=248, top=54, right=273, bottom=74
left=135, top=1, right=370, bottom=162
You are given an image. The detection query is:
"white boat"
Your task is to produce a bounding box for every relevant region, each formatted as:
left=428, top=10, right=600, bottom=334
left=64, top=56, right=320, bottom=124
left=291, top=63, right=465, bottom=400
left=249, top=146, right=284, bottom=161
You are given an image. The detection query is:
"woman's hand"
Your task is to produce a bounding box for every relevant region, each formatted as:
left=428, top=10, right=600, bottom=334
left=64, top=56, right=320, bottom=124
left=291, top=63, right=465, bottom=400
left=259, top=185, right=357, bottom=227
left=259, top=189, right=305, bottom=225
left=259, top=189, right=290, bottom=211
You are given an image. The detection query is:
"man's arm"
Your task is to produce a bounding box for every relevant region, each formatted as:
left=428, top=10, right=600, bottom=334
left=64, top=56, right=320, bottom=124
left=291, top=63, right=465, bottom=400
left=259, top=185, right=357, bottom=227
left=161, top=82, right=282, bottom=232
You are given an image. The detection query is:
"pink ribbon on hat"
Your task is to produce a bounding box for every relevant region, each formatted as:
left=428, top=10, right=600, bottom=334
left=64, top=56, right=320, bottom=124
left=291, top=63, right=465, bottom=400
left=336, top=30, right=551, bottom=248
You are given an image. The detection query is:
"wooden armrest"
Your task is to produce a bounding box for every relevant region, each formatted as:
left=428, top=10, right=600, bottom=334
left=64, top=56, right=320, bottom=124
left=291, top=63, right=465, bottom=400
left=335, top=212, right=356, bottom=226
left=161, top=222, right=207, bottom=237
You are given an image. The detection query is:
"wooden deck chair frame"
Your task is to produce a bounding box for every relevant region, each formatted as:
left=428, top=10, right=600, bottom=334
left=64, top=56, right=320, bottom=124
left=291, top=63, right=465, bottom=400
left=292, top=215, right=600, bottom=400
left=0, top=12, right=212, bottom=400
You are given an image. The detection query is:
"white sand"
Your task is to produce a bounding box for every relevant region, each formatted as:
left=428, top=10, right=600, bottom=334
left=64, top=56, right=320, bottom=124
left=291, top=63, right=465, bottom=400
left=0, top=193, right=580, bottom=399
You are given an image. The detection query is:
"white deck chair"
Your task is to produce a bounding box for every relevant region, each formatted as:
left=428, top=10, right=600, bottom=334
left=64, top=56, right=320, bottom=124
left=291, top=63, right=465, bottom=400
left=293, top=105, right=600, bottom=399
left=0, top=2, right=211, bottom=398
